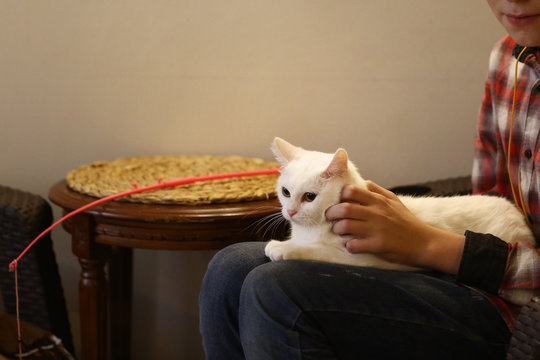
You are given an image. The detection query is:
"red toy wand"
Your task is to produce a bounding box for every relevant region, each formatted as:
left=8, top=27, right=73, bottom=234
left=8, top=167, right=280, bottom=359
left=9, top=168, right=280, bottom=272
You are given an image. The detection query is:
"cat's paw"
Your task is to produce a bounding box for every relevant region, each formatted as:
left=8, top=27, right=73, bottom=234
left=265, top=240, right=292, bottom=261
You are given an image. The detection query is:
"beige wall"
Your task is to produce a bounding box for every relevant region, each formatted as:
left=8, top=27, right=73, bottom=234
left=1, top=1, right=505, bottom=358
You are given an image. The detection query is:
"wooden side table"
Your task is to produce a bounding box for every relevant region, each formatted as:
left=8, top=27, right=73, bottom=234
left=49, top=180, right=285, bottom=360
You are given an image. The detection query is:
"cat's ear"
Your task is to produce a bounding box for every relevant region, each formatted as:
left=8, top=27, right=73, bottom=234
left=271, top=137, right=301, bottom=165
left=322, top=148, right=348, bottom=178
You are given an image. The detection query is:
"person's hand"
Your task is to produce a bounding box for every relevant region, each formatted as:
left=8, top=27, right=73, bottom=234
left=325, top=181, right=465, bottom=274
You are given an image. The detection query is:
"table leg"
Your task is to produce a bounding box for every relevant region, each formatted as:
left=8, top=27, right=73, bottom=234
left=71, top=214, right=110, bottom=360
left=109, top=247, right=133, bottom=359
left=79, top=257, right=108, bottom=360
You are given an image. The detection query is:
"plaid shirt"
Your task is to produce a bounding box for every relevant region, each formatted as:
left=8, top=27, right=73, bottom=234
left=472, top=35, right=540, bottom=330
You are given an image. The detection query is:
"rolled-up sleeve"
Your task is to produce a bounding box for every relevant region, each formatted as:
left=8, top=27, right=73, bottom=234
left=457, top=230, right=509, bottom=294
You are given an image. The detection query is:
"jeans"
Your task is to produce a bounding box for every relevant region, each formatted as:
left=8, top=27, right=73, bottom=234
left=199, top=242, right=511, bottom=360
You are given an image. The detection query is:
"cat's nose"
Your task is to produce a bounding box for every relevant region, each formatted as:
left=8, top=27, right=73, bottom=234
left=287, top=209, right=297, bottom=218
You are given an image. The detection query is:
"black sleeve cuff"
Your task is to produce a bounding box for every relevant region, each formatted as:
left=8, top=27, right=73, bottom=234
left=456, top=230, right=509, bottom=294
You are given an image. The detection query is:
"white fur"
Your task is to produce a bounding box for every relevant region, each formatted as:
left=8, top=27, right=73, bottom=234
left=265, top=137, right=535, bottom=271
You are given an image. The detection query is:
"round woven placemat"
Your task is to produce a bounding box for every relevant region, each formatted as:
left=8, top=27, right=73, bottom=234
left=66, top=155, right=280, bottom=205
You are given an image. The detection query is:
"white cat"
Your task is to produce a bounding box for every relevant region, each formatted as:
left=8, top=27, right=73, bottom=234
left=264, top=137, right=535, bottom=271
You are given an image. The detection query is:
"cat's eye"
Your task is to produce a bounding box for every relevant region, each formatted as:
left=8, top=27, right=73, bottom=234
left=282, top=187, right=291, bottom=197
left=303, top=192, right=317, bottom=202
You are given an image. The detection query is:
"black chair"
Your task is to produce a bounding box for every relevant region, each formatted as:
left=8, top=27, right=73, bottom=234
left=390, top=176, right=540, bottom=360
left=0, top=185, right=74, bottom=355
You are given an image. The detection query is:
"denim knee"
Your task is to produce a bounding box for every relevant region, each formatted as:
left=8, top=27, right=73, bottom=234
left=200, top=241, right=268, bottom=314
left=199, top=242, right=268, bottom=360
left=203, top=242, right=266, bottom=285
left=240, top=260, right=302, bottom=322
left=238, top=261, right=306, bottom=359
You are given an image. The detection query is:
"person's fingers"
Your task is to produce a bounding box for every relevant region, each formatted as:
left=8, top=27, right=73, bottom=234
left=365, top=180, right=398, bottom=200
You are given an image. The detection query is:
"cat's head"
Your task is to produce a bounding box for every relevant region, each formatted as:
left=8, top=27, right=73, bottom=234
left=271, top=137, right=365, bottom=227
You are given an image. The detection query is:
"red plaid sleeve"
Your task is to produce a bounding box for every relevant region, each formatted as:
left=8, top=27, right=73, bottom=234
left=471, top=35, right=540, bottom=328
left=499, top=243, right=540, bottom=305
left=472, top=62, right=499, bottom=195
left=472, top=36, right=522, bottom=199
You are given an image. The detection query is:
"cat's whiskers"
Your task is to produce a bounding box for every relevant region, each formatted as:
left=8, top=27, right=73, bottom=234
left=264, top=213, right=289, bottom=240
left=245, top=208, right=289, bottom=241
left=260, top=213, right=288, bottom=240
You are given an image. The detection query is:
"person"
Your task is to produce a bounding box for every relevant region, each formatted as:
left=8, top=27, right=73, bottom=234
left=199, top=0, right=540, bottom=358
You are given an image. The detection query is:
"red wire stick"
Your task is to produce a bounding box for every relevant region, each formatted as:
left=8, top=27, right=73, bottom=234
left=8, top=167, right=279, bottom=358
left=9, top=168, right=280, bottom=271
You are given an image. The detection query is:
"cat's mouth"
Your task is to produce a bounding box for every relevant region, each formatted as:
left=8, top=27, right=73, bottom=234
left=288, top=216, right=301, bottom=224
left=287, top=214, right=324, bottom=227
left=285, top=212, right=303, bottom=224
